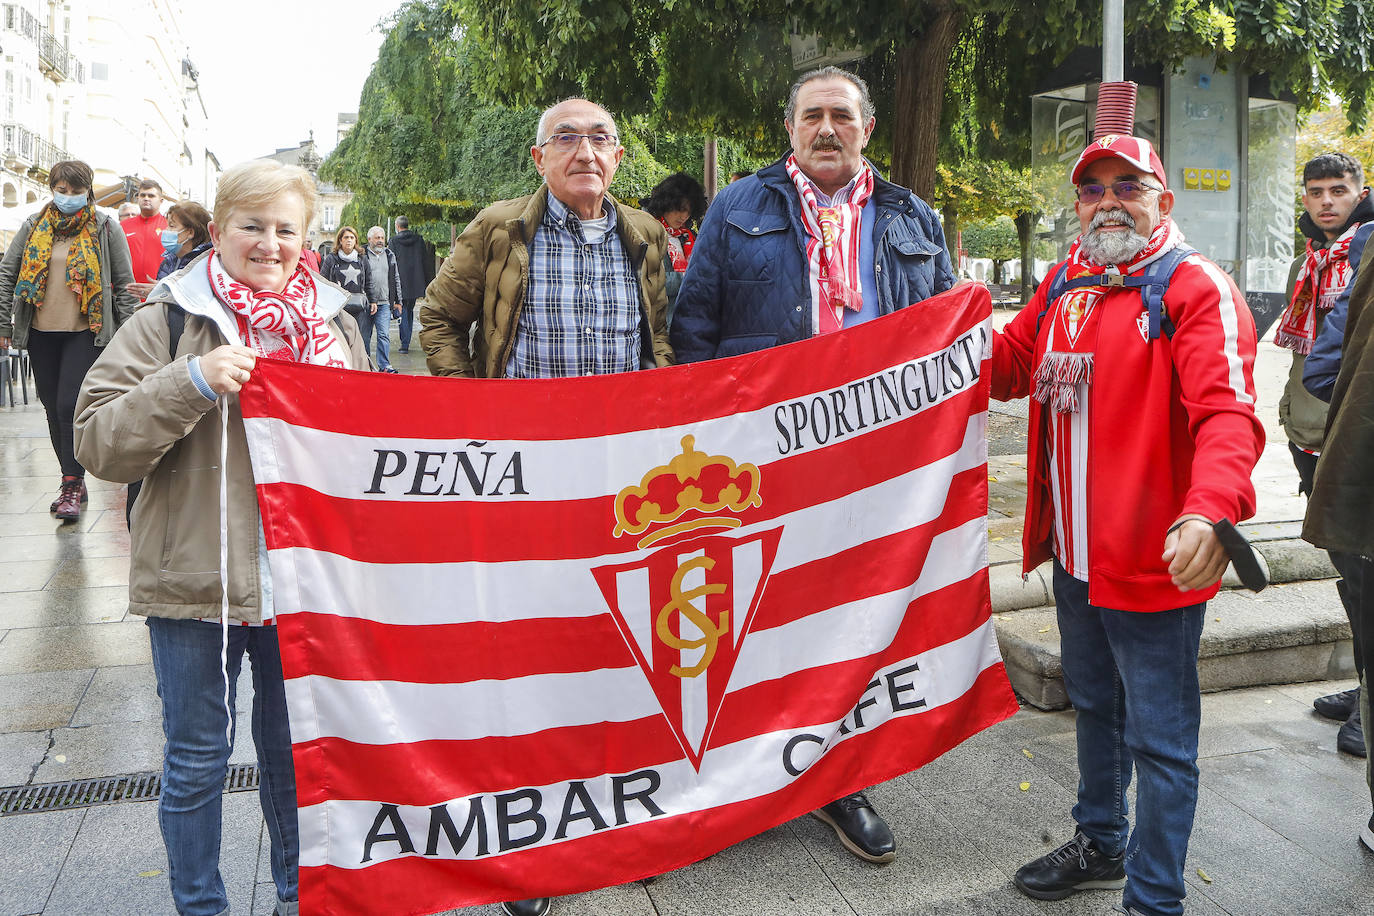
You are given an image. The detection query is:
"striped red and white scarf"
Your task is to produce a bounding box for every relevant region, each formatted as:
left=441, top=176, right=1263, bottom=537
left=1274, top=222, right=1361, bottom=354
left=207, top=253, right=348, bottom=367
left=1033, top=217, right=1179, bottom=413
left=785, top=155, right=873, bottom=335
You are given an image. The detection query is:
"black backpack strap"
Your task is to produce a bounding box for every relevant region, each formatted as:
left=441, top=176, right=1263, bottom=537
left=166, top=302, right=186, bottom=359
left=1039, top=246, right=1197, bottom=341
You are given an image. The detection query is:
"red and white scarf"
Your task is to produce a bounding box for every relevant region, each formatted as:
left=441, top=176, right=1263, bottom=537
left=785, top=155, right=874, bottom=335
left=1033, top=217, right=1180, bottom=413
left=661, top=220, right=695, bottom=272
left=207, top=253, right=348, bottom=367
left=1274, top=222, right=1362, bottom=354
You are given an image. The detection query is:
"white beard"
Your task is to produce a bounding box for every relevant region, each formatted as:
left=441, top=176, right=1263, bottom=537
left=1080, top=209, right=1150, bottom=265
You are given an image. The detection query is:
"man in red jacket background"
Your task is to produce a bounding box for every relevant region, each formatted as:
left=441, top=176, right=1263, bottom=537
left=992, top=135, right=1263, bottom=916
left=120, top=178, right=168, bottom=285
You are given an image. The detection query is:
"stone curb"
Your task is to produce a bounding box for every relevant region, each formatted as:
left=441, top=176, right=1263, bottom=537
left=990, top=532, right=1348, bottom=710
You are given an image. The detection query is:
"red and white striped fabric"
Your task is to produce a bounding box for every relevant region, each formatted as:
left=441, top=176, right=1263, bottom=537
left=239, top=283, right=1018, bottom=916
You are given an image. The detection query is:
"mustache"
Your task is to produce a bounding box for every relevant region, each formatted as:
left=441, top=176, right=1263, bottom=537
left=1089, top=210, right=1135, bottom=231
left=811, top=135, right=843, bottom=151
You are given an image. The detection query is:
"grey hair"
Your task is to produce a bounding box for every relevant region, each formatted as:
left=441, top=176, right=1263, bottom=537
left=784, top=66, right=876, bottom=124
left=367, top=225, right=386, bottom=238
left=535, top=98, right=618, bottom=146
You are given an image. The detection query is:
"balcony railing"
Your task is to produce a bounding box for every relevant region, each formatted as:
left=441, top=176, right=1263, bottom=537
left=1, top=122, right=70, bottom=178
left=3, top=5, right=82, bottom=83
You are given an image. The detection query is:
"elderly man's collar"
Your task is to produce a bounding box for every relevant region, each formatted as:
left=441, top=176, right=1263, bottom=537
left=545, top=188, right=616, bottom=229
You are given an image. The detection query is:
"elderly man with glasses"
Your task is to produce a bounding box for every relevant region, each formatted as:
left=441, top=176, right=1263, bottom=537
left=417, top=97, right=671, bottom=916
left=991, top=135, right=1263, bottom=916
left=420, top=97, right=672, bottom=382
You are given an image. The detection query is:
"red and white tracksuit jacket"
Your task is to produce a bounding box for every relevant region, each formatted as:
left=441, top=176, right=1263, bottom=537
left=991, top=253, right=1265, bottom=612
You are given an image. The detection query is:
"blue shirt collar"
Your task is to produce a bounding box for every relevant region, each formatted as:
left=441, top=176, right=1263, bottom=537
left=545, top=190, right=617, bottom=231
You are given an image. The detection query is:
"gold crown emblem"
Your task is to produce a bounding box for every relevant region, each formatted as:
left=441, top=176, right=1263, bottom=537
left=613, top=436, right=762, bottom=549
left=1096, top=134, right=1121, bottom=148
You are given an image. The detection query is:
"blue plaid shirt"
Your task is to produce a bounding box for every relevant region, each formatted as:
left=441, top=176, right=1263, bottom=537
left=505, top=193, right=642, bottom=378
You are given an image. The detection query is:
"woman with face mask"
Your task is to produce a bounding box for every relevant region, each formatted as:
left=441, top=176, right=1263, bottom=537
left=0, top=159, right=138, bottom=520
left=126, top=201, right=215, bottom=301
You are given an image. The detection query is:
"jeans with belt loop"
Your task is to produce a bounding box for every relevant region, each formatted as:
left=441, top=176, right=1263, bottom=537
left=1053, top=561, right=1205, bottom=916
left=147, top=617, right=298, bottom=915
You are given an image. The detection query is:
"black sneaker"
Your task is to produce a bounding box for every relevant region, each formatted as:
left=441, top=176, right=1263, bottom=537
left=1361, top=814, right=1374, bottom=853
left=1315, top=686, right=1360, bottom=721
left=1013, top=830, right=1126, bottom=901
left=1338, top=705, right=1367, bottom=758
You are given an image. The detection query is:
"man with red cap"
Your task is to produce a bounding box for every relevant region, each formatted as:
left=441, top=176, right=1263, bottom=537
left=992, top=134, right=1264, bottom=916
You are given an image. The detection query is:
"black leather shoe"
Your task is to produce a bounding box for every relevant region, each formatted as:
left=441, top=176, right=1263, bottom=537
left=1316, top=686, right=1360, bottom=721
left=812, top=792, right=896, bottom=862
left=1013, top=831, right=1126, bottom=901
left=1338, top=705, right=1367, bottom=758
left=500, top=899, right=551, bottom=916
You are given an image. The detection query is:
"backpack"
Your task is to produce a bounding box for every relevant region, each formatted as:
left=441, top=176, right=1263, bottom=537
left=1037, top=245, right=1198, bottom=340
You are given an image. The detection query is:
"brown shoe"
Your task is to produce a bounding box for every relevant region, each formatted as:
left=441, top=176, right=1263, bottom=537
left=53, top=476, right=84, bottom=521
left=50, top=477, right=88, bottom=513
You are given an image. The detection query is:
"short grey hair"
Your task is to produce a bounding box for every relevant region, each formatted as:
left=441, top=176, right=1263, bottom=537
left=535, top=98, right=618, bottom=146
left=367, top=225, right=385, bottom=239
left=784, top=66, right=875, bottom=125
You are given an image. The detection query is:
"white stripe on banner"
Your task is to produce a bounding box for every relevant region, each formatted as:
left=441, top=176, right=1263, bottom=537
left=296, top=618, right=1003, bottom=870
left=267, top=413, right=987, bottom=626
left=243, top=320, right=989, bottom=503
left=285, top=516, right=986, bottom=748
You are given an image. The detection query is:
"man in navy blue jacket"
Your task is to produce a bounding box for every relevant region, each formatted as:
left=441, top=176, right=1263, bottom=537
left=671, top=67, right=954, bottom=363
left=671, top=66, right=955, bottom=865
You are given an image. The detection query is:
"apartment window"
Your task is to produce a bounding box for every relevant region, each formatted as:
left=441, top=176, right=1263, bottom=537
left=91, top=61, right=107, bottom=80
left=4, top=71, right=12, bottom=120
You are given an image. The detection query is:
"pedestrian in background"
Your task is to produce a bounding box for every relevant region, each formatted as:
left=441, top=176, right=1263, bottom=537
left=643, top=172, right=706, bottom=326
left=74, top=159, right=369, bottom=916
left=298, top=238, right=322, bottom=273
left=0, top=159, right=137, bottom=520
left=320, top=225, right=372, bottom=355
left=364, top=225, right=403, bottom=372
left=1276, top=152, right=1373, bottom=756
left=388, top=215, right=434, bottom=354
left=121, top=178, right=169, bottom=285
left=125, top=201, right=213, bottom=300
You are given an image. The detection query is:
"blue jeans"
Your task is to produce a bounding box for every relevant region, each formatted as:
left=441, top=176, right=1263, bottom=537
left=357, top=303, right=394, bottom=370
left=397, top=298, right=417, bottom=352
left=147, top=618, right=298, bottom=915
left=1054, top=562, right=1204, bottom=916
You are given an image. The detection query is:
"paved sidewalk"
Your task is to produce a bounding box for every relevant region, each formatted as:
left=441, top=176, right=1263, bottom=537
left=2, top=328, right=1372, bottom=914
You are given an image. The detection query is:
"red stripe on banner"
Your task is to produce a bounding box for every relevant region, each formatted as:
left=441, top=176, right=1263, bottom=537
left=294, top=666, right=1017, bottom=916
left=292, top=716, right=681, bottom=808
left=241, top=284, right=991, bottom=442
left=255, top=388, right=984, bottom=564
left=287, top=572, right=988, bottom=809
left=276, top=612, right=637, bottom=685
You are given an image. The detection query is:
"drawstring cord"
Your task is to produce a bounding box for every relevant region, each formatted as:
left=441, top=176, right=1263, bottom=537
left=219, top=397, right=232, bottom=747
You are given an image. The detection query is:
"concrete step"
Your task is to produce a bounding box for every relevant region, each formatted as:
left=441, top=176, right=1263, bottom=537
left=990, top=534, right=1350, bottom=710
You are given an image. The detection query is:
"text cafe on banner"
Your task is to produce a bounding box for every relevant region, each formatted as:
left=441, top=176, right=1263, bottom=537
left=239, top=283, right=1019, bottom=915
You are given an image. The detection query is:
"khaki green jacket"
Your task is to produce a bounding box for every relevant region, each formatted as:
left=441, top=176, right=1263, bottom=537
left=1278, top=255, right=1334, bottom=452
left=74, top=254, right=369, bottom=622
left=419, top=186, right=673, bottom=377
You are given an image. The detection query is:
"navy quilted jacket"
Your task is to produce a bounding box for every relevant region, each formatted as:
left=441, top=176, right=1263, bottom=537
left=671, top=156, right=955, bottom=363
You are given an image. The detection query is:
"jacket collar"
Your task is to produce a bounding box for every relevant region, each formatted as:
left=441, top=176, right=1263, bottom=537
left=145, top=250, right=350, bottom=343
left=510, top=185, right=649, bottom=267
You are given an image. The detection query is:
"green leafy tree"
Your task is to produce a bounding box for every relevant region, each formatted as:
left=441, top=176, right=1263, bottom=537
left=962, top=215, right=1020, bottom=283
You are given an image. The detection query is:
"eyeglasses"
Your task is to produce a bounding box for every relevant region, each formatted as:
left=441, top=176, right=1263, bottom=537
left=1076, top=180, right=1161, bottom=204
left=540, top=132, right=619, bottom=151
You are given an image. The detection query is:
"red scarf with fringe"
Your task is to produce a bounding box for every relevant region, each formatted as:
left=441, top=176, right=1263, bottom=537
left=785, top=155, right=874, bottom=335
left=207, top=254, right=348, bottom=367
left=1033, top=218, right=1178, bottom=413
left=1274, top=221, right=1361, bottom=354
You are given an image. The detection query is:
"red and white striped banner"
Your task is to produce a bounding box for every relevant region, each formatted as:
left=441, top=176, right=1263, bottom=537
left=240, top=283, right=1018, bottom=916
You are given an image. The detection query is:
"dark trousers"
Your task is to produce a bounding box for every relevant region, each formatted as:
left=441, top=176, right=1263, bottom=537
left=398, top=298, right=417, bottom=352
left=27, top=329, right=98, bottom=477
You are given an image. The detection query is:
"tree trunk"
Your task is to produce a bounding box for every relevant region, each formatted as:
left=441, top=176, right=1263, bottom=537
left=891, top=4, right=964, bottom=203
left=1014, top=211, right=1039, bottom=304
left=942, top=204, right=960, bottom=273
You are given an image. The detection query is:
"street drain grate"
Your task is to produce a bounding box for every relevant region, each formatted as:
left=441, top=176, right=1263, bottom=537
left=0, top=763, right=260, bottom=816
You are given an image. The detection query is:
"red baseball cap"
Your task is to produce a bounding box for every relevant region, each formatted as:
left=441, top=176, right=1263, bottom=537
left=1070, top=134, right=1168, bottom=189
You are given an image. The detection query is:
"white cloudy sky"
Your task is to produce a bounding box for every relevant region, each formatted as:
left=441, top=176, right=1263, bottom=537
left=181, top=0, right=403, bottom=166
